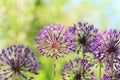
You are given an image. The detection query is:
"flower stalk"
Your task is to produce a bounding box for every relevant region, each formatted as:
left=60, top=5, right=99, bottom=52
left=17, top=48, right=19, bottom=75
left=53, top=58, right=57, bottom=80
left=99, top=61, right=102, bottom=78
left=111, top=53, right=114, bottom=80
left=82, top=48, right=85, bottom=78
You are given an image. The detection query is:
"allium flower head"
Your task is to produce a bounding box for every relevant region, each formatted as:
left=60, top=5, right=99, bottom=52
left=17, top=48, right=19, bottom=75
left=62, top=58, right=95, bottom=80
left=100, top=74, right=112, bottom=80
left=103, top=63, right=113, bottom=79
left=68, top=22, right=98, bottom=54
left=101, top=56, right=120, bottom=80
left=34, top=23, right=75, bottom=58
left=114, top=56, right=120, bottom=79
left=0, top=45, right=40, bottom=80
left=91, top=29, right=120, bottom=62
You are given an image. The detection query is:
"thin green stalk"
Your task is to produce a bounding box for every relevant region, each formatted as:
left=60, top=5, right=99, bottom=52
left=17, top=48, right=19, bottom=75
left=82, top=47, right=85, bottom=78
left=78, top=47, right=85, bottom=78
left=99, top=61, right=102, bottom=78
left=111, top=54, right=114, bottom=80
left=53, top=58, right=56, bottom=80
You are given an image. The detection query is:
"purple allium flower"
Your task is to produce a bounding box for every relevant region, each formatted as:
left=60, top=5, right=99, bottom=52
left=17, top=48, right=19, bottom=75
left=34, top=23, right=75, bottom=58
left=100, top=74, right=112, bottom=80
left=114, top=56, right=120, bottom=79
left=100, top=64, right=115, bottom=80
left=91, top=29, right=120, bottom=62
left=62, top=58, right=95, bottom=80
left=68, top=22, right=98, bottom=54
left=101, top=57, right=120, bottom=80
left=0, top=45, right=40, bottom=80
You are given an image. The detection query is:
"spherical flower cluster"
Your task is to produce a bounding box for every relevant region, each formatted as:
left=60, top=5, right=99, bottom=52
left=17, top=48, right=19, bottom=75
left=0, top=45, right=40, bottom=80
left=100, top=74, right=112, bottom=80
left=34, top=23, right=75, bottom=58
left=68, top=22, right=98, bottom=54
left=91, top=29, right=120, bottom=62
left=101, top=56, right=120, bottom=80
left=62, top=58, right=95, bottom=80
left=114, top=56, right=120, bottom=79
left=101, top=62, right=113, bottom=80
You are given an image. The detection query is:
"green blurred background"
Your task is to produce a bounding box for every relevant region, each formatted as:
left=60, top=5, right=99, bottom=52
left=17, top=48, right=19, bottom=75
left=0, top=0, right=120, bottom=80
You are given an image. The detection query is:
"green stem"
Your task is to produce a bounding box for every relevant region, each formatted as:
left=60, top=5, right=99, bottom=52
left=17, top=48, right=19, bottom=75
left=111, top=54, right=114, bottom=80
left=82, top=48, right=85, bottom=78
left=99, top=61, right=102, bottom=78
left=78, top=47, right=85, bottom=78
left=53, top=58, right=56, bottom=80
